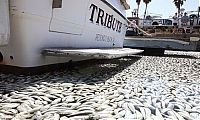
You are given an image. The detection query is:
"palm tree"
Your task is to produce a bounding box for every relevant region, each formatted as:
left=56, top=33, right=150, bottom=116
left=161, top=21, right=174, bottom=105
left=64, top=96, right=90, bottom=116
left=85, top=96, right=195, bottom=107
left=173, top=0, right=186, bottom=17
left=136, top=0, right=141, bottom=17
left=143, top=0, right=152, bottom=19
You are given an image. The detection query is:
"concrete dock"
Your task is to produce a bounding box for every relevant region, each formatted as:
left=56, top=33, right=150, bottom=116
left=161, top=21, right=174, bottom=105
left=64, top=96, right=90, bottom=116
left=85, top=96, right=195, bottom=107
left=124, top=37, right=200, bottom=51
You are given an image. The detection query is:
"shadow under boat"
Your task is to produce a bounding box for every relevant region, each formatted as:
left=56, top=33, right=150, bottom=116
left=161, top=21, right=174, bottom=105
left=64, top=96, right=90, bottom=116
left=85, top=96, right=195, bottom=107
left=0, top=56, right=142, bottom=95
left=0, top=48, right=143, bottom=74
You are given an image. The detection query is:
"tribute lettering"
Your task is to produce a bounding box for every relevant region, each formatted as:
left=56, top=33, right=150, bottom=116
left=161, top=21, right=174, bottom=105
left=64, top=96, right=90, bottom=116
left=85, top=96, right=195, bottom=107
left=104, top=13, right=108, bottom=26
left=107, top=15, right=113, bottom=28
left=89, top=4, right=98, bottom=22
left=112, top=18, right=116, bottom=30
left=118, top=22, right=122, bottom=33
left=96, top=8, right=105, bottom=25
left=89, top=4, right=123, bottom=33
left=115, top=20, right=120, bottom=32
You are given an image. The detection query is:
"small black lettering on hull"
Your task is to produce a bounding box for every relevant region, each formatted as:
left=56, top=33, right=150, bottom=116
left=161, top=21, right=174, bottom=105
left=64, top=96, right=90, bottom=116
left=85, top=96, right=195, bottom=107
left=95, top=34, right=115, bottom=43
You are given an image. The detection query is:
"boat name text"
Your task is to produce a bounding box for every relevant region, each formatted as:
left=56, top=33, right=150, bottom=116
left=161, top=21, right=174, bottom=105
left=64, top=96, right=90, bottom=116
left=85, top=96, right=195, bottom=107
left=89, top=4, right=123, bottom=33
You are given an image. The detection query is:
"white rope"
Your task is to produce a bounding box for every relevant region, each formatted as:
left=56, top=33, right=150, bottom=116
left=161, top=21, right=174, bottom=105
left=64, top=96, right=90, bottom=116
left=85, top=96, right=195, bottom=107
left=127, top=19, right=152, bottom=37
left=135, top=25, right=152, bottom=37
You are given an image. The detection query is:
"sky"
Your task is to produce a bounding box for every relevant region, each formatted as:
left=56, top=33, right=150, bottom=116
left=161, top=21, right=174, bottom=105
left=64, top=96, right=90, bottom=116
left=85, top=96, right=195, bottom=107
left=126, top=0, right=200, bottom=18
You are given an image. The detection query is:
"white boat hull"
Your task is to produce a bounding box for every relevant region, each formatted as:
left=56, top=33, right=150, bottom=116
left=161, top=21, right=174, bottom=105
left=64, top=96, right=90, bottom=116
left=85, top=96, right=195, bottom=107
left=0, top=0, right=128, bottom=67
left=0, top=0, right=10, bottom=46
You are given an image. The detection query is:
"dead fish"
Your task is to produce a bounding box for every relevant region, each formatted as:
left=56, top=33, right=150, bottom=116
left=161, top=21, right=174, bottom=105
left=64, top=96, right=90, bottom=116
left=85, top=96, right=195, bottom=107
left=185, top=103, right=192, bottom=111
left=61, top=83, right=74, bottom=87
left=151, top=114, right=163, bottom=120
left=173, top=103, right=185, bottom=111
left=192, top=106, right=200, bottom=111
left=125, top=99, right=139, bottom=106
left=155, top=108, right=164, bottom=120
left=116, top=110, right=126, bottom=118
left=1, top=103, right=20, bottom=109
left=117, top=101, right=125, bottom=108
left=82, top=101, right=99, bottom=106
left=61, top=91, right=75, bottom=96
left=143, top=107, right=152, bottom=118
left=35, top=100, right=43, bottom=105
left=0, top=109, right=15, bottom=115
left=113, top=95, right=124, bottom=102
left=114, top=108, right=123, bottom=116
left=43, top=113, right=60, bottom=120
left=138, top=107, right=146, bottom=119
left=17, top=103, right=32, bottom=113
left=78, top=107, right=95, bottom=112
left=68, top=110, right=94, bottom=117
left=51, top=98, right=61, bottom=105
left=103, top=106, right=115, bottom=112
left=172, top=110, right=185, bottom=120
left=178, top=111, right=193, bottom=120
left=124, top=110, right=136, bottom=119
left=45, top=94, right=57, bottom=99
left=27, top=106, right=42, bottom=114
left=77, top=97, right=92, bottom=103
left=132, top=98, right=144, bottom=106
left=122, top=102, right=129, bottom=111
left=6, top=98, right=22, bottom=103
left=135, top=110, right=143, bottom=119
left=32, top=111, right=42, bottom=120
left=95, top=104, right=112, bottom=111
left=190, top=112, right=200, bottom=119
left=40, top=104, right=51, bottom=112
left=26, top=86, right=38, bottom=91
left=62, top=96, right=75, bottom=103
left=152, top=97, right=160, bottom=106
left=57, top=110, right=78, bottom=116
left=167, top=110, right=180, bottom=120
left=49, top=89, right=63, bottom=94
left=60, top=116, right=70, bottom=120
left=68, top=115, right=90, bottom=120
left=16, top=112, right=34, bottom=119
left=167, top=102, right=174, bottom=109
left=66, top=102, right=82, bottom=109
left=189, top=99, right=200, bottom=107
left=102, top=100, right=110, bottom=105
left=107, top=94, right=120, bottom=102
left=23, top=99, right=35, bottom=106
left=161, top=100, right=167, bottom=109
left=40, top=96, right=52, bottom=103
left=0, top=113, right=15, bottom=119
left=7, top=109, right=18, bottom=115
left=109, top=102, right=118, bottom=109
left=10, top=94, right=28, bottom=99
left=31, top=96, right=43, bottom=101
left=54, top=93, right=64, bottom=98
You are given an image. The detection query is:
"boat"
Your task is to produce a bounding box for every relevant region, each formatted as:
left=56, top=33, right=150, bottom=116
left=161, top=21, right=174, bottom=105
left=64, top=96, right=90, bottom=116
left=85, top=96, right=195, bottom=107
left=0, top=0, right=143, bottom=71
